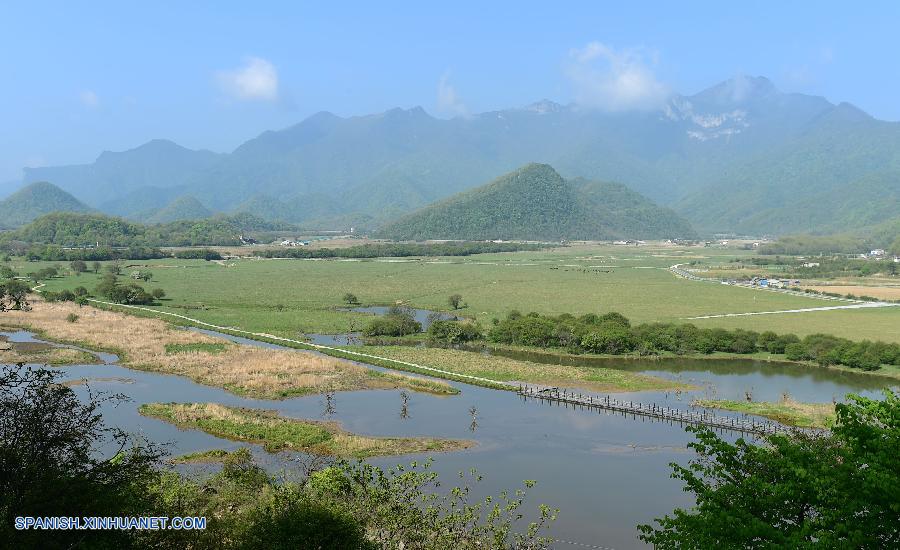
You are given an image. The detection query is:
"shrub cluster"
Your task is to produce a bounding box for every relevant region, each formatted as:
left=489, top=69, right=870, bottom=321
left=26, top=266, right=59, bottom=281
left=173, top=248, right=223, bottom=260
left=427, top=320, right=482, bottom=344
left=362, top=306, right=422, bottom=337
left=42, top=286, right=89, bottom=304
left=94, top=274, right=160, bottom=305
left=23, top=244, right=168, bottom=262
left=784, top=334, right=900, bottom=371
left=486, top=311, right=900, bottom=371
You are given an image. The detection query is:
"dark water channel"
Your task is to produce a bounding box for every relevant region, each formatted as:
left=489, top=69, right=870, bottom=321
left=3, top=328, right=893, bottom=549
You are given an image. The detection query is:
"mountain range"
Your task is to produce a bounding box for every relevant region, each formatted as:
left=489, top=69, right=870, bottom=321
left=14, top=75, right=900, bottom=237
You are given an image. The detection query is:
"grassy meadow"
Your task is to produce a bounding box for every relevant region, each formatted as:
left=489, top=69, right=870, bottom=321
left=27, top=243, right=900, bottom=345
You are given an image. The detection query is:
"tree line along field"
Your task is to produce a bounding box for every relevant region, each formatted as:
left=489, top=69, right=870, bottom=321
left=21, top=243, right=900, bottom=344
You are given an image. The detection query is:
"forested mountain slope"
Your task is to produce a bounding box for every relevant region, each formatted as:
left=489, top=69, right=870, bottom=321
left=0, top=181, right=93, bottom=229
left=376, top=164, right=695, bottom=240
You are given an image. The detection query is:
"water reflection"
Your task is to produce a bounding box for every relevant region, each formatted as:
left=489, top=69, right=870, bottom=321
left=399, top=390, right=410, bottom=420
left=321, top=390, right=336, bottom=419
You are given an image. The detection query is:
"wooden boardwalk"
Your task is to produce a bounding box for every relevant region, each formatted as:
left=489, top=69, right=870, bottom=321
left=518, top=385, right=783, bottom=436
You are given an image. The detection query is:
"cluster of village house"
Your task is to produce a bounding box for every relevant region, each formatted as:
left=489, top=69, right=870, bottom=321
left=279, top=239, right=311, bottom=247
left=865, top=249, right=900, bottom=262
left=748, top=276, right=801, bottom=289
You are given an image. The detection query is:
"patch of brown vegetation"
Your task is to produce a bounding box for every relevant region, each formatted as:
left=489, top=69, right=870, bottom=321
left=0, top=340, right=99, bottom=365
left=803, top=285, right=900, bottom=301
left=1, top=300, right=453, bottom=399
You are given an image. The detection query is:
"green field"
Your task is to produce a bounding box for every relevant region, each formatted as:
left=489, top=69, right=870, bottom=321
left=27, top=243, right=900, bottom=344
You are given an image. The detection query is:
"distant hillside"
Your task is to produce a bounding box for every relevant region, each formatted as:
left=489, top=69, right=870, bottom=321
left=235, top=193, right=339, bottom=224
left=139, top=195, right=213, bottom=224
left=676, top=104, right=900, bottom=234
left=24, top=139, right=222, bottom=207
left=0, top=181, right=93, bottom=229
left=99, top=185, right=188, bottom=218
left=376, top=164, right=695, bottom=241
left=3, top=211, right=292, bottom=248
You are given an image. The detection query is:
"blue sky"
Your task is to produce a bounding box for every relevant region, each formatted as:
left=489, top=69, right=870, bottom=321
left=2, top=1, right=899, bottom=181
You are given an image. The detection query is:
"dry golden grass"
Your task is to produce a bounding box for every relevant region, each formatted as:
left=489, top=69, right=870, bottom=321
left=0, top=345, right=99, bottom=366
left=141, top=402, right=473, bottom=458
left=1, top=300, right=453, bottom=399
left=803, top=285, right=900, bottom=301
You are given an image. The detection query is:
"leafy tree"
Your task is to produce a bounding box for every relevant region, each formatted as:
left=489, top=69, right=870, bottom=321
left=363, top=306, right=422, bottom=337
left=151, top=288, right=166, bottom=300
left=42, top=289, right=77, bottom=303
left=638, top=390, right=900, bottom=548
left=428, top=320, right=482, bottom=344
left=580, top=322, right=636, bottom=354
left=69, top=259, right=87, bottom=275
left=28, top=266, right=58, bottom=281
left=0, top=279, right=31, bottom=311
left=174, top=248, right=223, bottom=261
left=130, top=270, right=152, bottom=282
left=241, top=492, right=373, bottom=549
left=95, top=273, right=120, bottom=297
left=0, top=366, right=164, bottom=548
left=317, top=459, right=557, bottom=549
left=485, top=310, right=899, bottom=370
left=343, top=292, right=360, bottom=305
left=94, top=274, right=156, bottom=305
left=448, top=294, right=463, bottom=310
left=91, top=261, right=101, bottom=273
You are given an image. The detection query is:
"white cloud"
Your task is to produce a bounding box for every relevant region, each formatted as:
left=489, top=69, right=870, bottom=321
left=436, top=71, right=467, bottom=117
left=217, top=57, right=279, bottom=101
left=79, top=90, right=99, bottom=108
left=565, top=42, right=669, bottom=111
